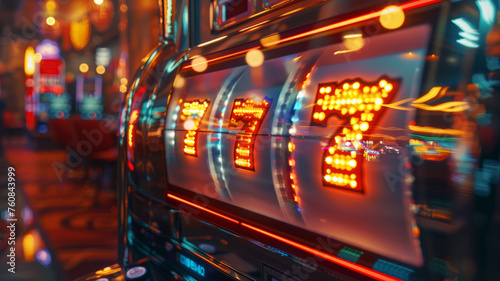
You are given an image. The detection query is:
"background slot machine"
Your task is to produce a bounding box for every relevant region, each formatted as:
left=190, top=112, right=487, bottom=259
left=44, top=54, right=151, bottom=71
left=30, top=39, right=69, bottom=135
left=76, top=75, right=104, bottom=120
left=76, top=0, right=500, bottom=281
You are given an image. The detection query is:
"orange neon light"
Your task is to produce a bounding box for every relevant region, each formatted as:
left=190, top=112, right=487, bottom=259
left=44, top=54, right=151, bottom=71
left=262, top=0, right=442, bottom=47
left=312, top=77, right=399, bottom=192
left=229, top=98, right=271, bottom=170
left=288, top=141, right=299, bottom=204
left=128, top=109, right=139, bottom=148
left=167, top=193, right=403, bottom=280
left=240, top=222, right=403, bottom=281
left=408, top=125, right=471, bottom=137
left=180, top=100, right=210, bottom=156
left=167, top=193, right=239, bottom=224
left=182, top=47, right=260, bottom=70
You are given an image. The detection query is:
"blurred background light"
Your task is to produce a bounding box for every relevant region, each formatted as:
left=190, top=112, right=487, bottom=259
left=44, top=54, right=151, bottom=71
left=24, top=47, right=35, bottom=76
left=192, top=56, right=208, bottom=72
left=343, top=33, right=365, bottom=51
left=96, top=65, right=106, bottom=75
left=477, top=0, right=495, bottom=25
left=79, top=63, right=89, bottom=73
left=35, top=249, right=52, bottom=267
left=46, top=17, right=56, bottom=26
left=45, top=0, right=58, bottom=12
left=34, top=53, right=43, bottom=63
left=96, top=47, right=112, bottom=67
left=70, top=17, right=91, bottom=50
left=245, top=49, right=264, bottom=67
left=380, top=6, right=405, bottom=30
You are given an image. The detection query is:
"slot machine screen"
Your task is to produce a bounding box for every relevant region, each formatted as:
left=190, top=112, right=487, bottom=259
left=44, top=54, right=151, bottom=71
left=47, top=92, right=71, bottom=119
left=165, top=24, right=433, bottom=268
left=216, top=0, right=252, bottom=28
left=77, top=76, right=103, bottom=120
left=222, top=0, right=249, bottom=21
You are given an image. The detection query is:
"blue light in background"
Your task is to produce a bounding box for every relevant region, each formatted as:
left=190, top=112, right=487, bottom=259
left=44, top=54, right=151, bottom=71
left=35, top=248, right=52, bottom=267
left=458, top=31, right=479, bottom=41
left=1, top=209, right=9, bottom=221
left=457, top=38, right=479, bottom=48
left=38, top=124, right=48, bottom=133
left=476, top=0, right=495, bottom=25
left=452, top=18, right=480, bottom=48
left=452, top=18, right=479, bottom=35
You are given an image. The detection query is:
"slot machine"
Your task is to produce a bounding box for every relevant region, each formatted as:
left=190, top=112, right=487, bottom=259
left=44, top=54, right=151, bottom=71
left=78, top=0, right=500, bottom=281
left=76, top=75, right=104, bottom=120
left=28, top=39, right=70, bottom=134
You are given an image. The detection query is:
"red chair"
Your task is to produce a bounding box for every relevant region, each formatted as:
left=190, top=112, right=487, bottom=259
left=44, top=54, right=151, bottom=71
left=70, top=116, right=119, bottom=205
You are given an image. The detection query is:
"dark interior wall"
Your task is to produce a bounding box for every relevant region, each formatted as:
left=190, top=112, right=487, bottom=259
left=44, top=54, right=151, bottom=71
left=126, top=0, right=159, bottom=78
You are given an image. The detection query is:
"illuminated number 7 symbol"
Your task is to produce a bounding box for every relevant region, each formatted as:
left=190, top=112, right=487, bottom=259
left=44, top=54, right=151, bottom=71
left=181, top=99, right=210, bottom=156
left=229, top=97, right=272, bottom=170
left=311, top=77, right=399, bottom=192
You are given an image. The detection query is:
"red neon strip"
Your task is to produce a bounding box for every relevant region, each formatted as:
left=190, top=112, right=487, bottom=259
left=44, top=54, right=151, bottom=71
left=167, top=193, right=240, bottom=224
left=241, top=222, right=403, bottom=281
left=264, top=0, right=442, bottom=47
left=399, top=0, right=442, bottom=10
left=182, top=47, right=260, bottom=70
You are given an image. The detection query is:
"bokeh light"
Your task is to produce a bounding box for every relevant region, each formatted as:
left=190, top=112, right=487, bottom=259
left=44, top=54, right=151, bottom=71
left=79, top=63, right=89, bottom=73
left=24, top=47, right=35, bottom=76
left=260, top=33, right=281, bottom=47
left=192, top=56, right=208, bottom=72
left=45, top=0, right=57, bottom=11
left=245, top=49, right=264, bottom=67
left=380, top=6, right=405, bottom=30
left=183, top=119, right=196, bottom=130
left=120, top=85, right=127, bottom=93
left=96, top=65, right=106, bottom=74
left=34, top=53, right=43, bottom=63
left=46, top=17, right=56, bottom=26
left=342, top=33, right=365, bottom=51
left=173, top=75, right=185, bottom=88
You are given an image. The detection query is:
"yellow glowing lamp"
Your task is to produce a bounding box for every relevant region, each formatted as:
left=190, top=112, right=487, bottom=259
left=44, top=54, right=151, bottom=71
left=24, top=47, right=35, bottom=76
left=70, top=17, right=91, bottom=50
